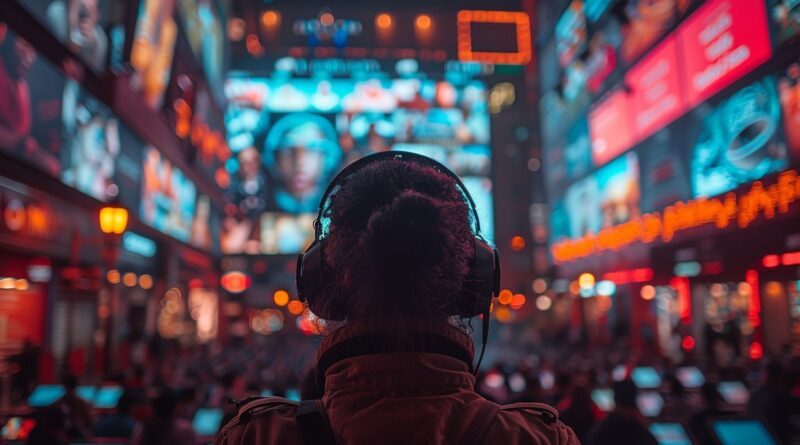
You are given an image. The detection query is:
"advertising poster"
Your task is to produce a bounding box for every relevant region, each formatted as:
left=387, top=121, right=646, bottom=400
left=620, top=0, right=696, bottom=63
left=552, top=152, right=641, bottom=240
left=140, top=147, right=197, bottom=242
left=589, top=89, right=636, bottom=167
left=224, top=70, right=493, bottom=254
left=638, top=125, right=691, bottom=213
left=0, top=24, right=64, bottom=176
left=689, top=76, right=789, bottom=197
left=625, top=35, right=688, bottom=141
left=677, top=0, right=772, bottom=106
left=555, top=1, right=587, bottom=68
left=769, top=0, right=800, bottom=45
left=18, top=0, right=114, bottom=72
left=130, top=0, right=177, bottom=109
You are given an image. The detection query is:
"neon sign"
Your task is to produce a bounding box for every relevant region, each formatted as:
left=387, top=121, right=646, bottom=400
left=552, top=170, right=800, bottom=264
left=457, top=10, right=532, bottom=65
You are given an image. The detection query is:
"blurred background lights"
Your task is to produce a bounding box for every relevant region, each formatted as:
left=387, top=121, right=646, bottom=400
left=273, top=289, right=290, bottom=306
left=578, top=273, right=595, bottom=289
left=535, top=295, right=552, bottom=311
left=640, top=285, right=656, bottom=301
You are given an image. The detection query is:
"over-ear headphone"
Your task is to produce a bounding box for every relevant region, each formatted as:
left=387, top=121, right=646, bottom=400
left=296, top=151, right=500, bottom=321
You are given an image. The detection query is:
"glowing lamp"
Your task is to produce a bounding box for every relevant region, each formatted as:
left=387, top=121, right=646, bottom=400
left=376, top=13, right=392, bottom=29
left=415, top=14, right=432, bottom=30
left=99, top=205, right=128, bottom=234
left=510, top=236, right=526, bottom=251
left=682, top=336, right=695, bottom=351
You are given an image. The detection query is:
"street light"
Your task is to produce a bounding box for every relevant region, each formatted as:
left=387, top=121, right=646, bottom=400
left=97, top=203, right=127, bottom=377
left=99, top=205, right=128, bottom=235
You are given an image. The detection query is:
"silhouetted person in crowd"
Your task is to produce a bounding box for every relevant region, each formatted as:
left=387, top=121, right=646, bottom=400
left=560, top=386, right=600, bottom=443
left=747, top=360, right=800, bottom=442
left=26, top=405, right=68, bottom=445
left=660, top=375, right=696, bottom=418
left=689, top=382, right=732, bottom=444
left=93, top=392, right=137, bottom=438
left=216, top=152, right=579, bottom=444
left=57, top=374, right=93, bottom=439
left=586, top=379, right=657, bottom=445
left=131, top=391, right=197, bottom=445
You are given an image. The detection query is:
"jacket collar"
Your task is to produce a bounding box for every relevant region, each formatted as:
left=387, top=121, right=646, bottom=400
left=316, top=319, right=477, bottom=391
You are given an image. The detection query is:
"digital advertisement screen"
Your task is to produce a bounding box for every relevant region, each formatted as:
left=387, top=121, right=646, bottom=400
left=589, top=89, right=635, bottom=167
left=555, top=1, right=587, bottom=68
left=0, top=24, right=64, bottom=176
left=224, top=67, right=493, bottom=254
left=130, top=0, right=177, bottom=109
left=688, top=75, right=789, bottom=198
left=0, top=23, right=143, bottom=206
left=16, top=0, right=128, bottom=72
left=551, top=152, right=640, bottom=241
left=625, top=35, right=687, bottom=141
left=541, top=0, right=799, bottom=259
left=619, top=0, right=695, bottom=64
left=177, top=0, right=226, bottom=104
left=677, top=0, right=772, bottom=107
left=770, top=0, right=800, bottom=44
left=140, top=147, right=197, bottom=243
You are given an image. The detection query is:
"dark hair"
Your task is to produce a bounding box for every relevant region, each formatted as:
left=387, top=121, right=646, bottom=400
left=319, top=158, right=475, bottom=321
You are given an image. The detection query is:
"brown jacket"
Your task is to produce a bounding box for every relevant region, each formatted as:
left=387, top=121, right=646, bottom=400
left=216, top=322, right=579, bottom=445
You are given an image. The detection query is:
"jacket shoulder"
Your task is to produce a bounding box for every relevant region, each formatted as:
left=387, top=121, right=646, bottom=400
left=215, top=397, right=301, bottom=445
left=489, top=402, right=580, bottom=445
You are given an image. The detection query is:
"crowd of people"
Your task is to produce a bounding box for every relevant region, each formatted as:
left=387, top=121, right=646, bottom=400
left=10, top=333, right=800, bottom=444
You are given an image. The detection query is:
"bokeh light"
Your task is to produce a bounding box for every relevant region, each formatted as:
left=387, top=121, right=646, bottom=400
left=415, top=14, right=432, bottom=30
left=535, top=295, right=552, bottom=311
left=287, top=300, right=305, bottom=315
left=273, top=289, right=290, bottom=306
left=640, top=285, right=656, bottom=301
left=123, top=272, right=137, bottom=287
left=498, top=289, right=513, bottom=305
left=376, top=13, right=392, bottom=29
left=106, top=269, right=120, bottom=284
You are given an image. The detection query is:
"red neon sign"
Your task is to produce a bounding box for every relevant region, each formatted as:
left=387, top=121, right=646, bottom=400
left=677, top=0, right=772, bottom=106
left=602, top=268, right=653, bottom=285
left=746, top=269, right=761, bottom=328
left=670, top=276, right=692, bottom=324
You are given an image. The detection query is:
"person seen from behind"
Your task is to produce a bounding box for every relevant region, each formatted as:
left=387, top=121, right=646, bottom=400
left=216, top=152, right=578, bottom=444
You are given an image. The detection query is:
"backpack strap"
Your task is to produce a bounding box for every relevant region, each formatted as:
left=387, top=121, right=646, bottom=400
left=295, top=399, right=338, bottom=445
left=460, top=399, right=502, bottom=445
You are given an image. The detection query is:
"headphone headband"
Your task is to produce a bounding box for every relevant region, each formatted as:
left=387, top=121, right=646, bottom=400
left=313, top=151, right=483, bottom=239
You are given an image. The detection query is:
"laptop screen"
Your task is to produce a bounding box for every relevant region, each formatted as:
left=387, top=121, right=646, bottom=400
left=192, top=408, right=224, bottom=436
left=712, top=419, right=777, bottom=445
left=649, top=422, right=692, bottom=445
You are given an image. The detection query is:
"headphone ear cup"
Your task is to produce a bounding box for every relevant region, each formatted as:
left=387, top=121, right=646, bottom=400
left=457, top=239, right=499, bottom=318
left=296, top=240, right=348, bottom=321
